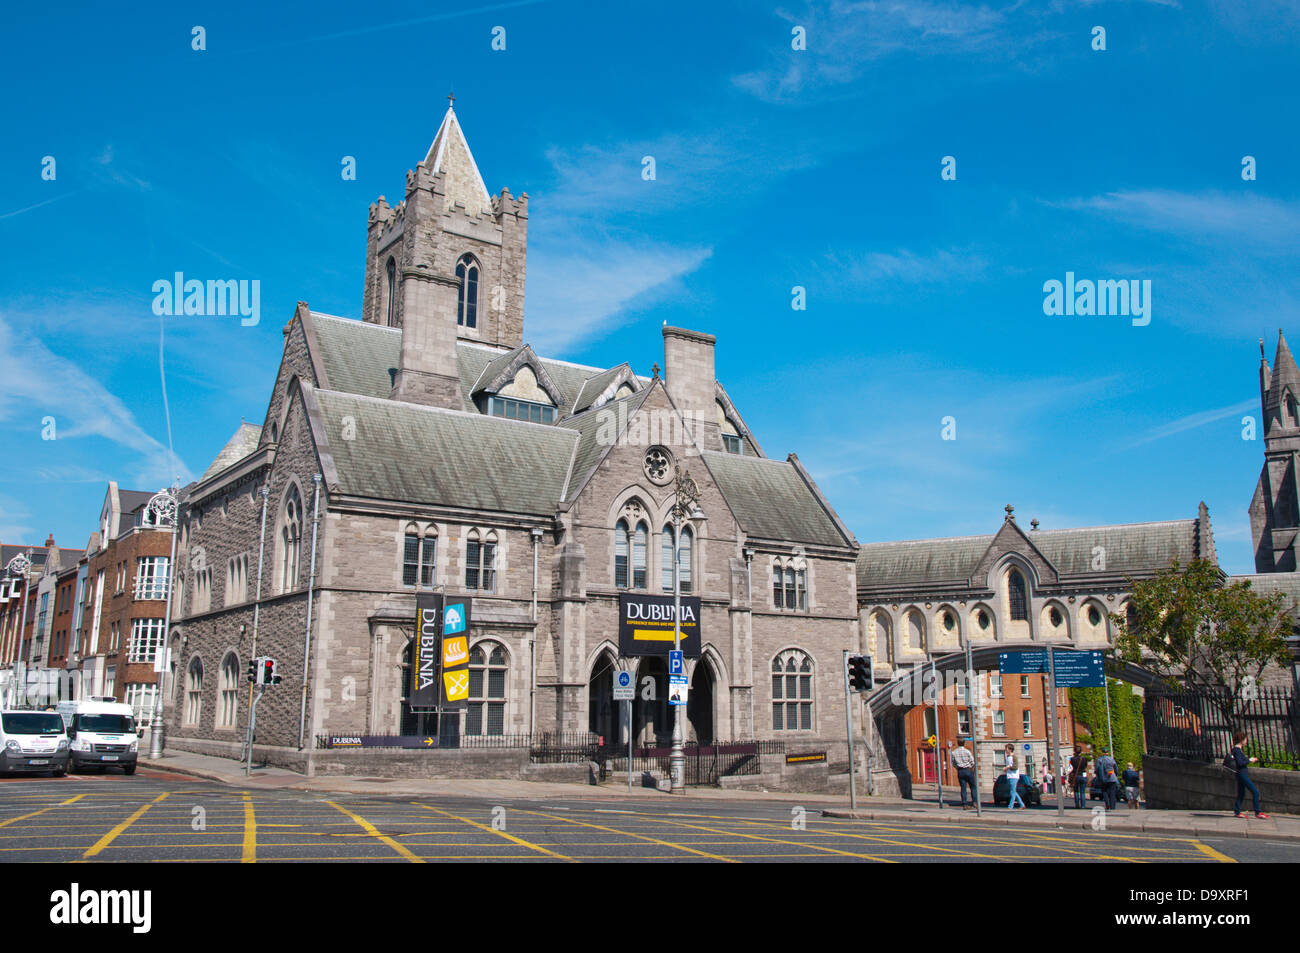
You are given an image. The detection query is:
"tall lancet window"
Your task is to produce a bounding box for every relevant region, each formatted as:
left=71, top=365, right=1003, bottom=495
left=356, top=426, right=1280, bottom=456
left=456, top=254, right=479, bottom=328
left=385, top=257, right=397, bottom=327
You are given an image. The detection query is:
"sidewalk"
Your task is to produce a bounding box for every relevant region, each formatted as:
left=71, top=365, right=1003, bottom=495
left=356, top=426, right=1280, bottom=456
left=139, top=751, right=1300, bottom=841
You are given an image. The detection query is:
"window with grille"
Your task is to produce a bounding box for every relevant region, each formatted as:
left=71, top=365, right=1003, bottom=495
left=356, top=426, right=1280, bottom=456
left=465, top=642, right=507, bottom=736
left=488, top=396, right=555, bottom=424
left=402, top=526, right=437, bottom=588
left=135, top=556, right=170, bottom=600
left=660, top=525, right=693, bottom=593
left=1020, top=675, right=1031, bottom=697
left=990, top=674, right=1003, bottom=698
left=632, top=524, right=647, bottom=589
left=615, top=520, right=630, bottom=588
left=128, top=618, right=165, bottom=663
left=958, top=709, right=971, bottom=736
left=772, top=562, right=806, bottom=610
left=280, top=485, right=303, bottom=593
left=218, top=653, right=238, bottom=728
left=1023, top=710, right=1032, bottom=736
left=124, top=683, right=158, bottom=723
left=456, top=254, right=479, bottom=328
left=771, top=649, right=813, bottom=731
left=993, top=710, right=1006, bottom=736
left=465, top=532, right=497, bottom=592
left=1008, top=568, right=1028, bottom=621
left=185, top=658, right=202, bottom=726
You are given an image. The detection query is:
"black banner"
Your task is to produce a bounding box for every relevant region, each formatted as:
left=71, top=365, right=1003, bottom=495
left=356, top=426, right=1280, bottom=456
left=618, top=593, right=702, bottom=657
left=411, top=593, right=442, bottom=708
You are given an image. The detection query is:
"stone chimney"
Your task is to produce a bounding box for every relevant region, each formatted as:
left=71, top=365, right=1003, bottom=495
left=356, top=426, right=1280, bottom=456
left=663, top=326, right=722, bottom=452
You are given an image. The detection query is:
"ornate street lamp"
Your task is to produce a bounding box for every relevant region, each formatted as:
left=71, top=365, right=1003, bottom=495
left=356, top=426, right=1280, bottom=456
left=5, top=551, right=32, bottom=708
left=669, top=467, right=703, bottom=794
left=145, top=486, right=180, bottom=759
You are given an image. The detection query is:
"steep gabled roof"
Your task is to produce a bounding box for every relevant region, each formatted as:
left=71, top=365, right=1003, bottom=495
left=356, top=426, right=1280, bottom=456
left=423, top=105, right=492, bottom=217
left=700, top=451, right=851, bottom=548
left=200, top=423, right=264, bottom=483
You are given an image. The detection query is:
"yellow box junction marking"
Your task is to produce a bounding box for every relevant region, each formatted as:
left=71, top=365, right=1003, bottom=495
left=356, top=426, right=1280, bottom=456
left=82, top=793, right=170, bottom=859
left=325, top=800, right=423, bottom=863
left=412, top=803, right=571, bottom=860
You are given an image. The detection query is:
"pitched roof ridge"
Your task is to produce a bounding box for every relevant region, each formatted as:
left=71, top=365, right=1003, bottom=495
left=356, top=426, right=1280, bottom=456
left=1034, top=519, right=1196, bottom=534
left=558, top=386, right=649, bottom=425
left=315, top=386, right=578, bottom=435
left=309, top=310, right=379, bottom=326
left=858, top=534, right=994, bottom=549
left=700, top=450, right=792, bottom=467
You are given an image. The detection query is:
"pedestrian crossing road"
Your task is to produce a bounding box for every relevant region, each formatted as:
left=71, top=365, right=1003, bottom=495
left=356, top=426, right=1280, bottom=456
left=0, top=773, right=1291, bottom=863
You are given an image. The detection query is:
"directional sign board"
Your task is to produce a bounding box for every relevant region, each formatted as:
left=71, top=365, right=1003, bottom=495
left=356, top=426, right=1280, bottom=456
left=613, top=670, right=635, bottom=701
left=668, top=674, right=688, bottom=706
left=998, top=649, right=1105, bottom=687
left=669, top=650, right=684, bottom=676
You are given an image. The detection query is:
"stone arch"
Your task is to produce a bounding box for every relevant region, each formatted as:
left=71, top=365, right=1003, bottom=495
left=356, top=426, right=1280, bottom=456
left=866, top=608, right=894, bottom=663
left=902, top=607, right=926, bottom=655
left=934, top=603, right=963, bottom=650
left=1077, top=598, right=1110, bottom=644
left=969, top=602, right=997, bottom=642
left=1039, top=599, right=1071, bottom=642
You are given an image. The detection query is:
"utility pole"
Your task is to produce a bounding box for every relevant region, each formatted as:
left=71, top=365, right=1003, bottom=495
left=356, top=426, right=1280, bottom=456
left=669, top=466, right=701, bottom=795
left=843, top=650, right=857, bottom=810
left=146, top=484, right=180, bottom=759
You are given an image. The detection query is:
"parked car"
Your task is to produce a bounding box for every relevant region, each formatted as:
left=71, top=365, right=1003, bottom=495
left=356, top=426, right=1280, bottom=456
left=0, top=710, right=69, bottom=776
left=57, top=699, right=138, bottom=775
left=992, top=773, right=1042, bottom=806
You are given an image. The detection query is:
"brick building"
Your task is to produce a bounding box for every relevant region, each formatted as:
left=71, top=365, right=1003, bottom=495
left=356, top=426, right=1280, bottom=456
left=167, top=104, right=860, bottom=773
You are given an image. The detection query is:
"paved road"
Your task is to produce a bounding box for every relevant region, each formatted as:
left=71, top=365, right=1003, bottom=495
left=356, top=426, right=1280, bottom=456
left=0, top=771, right=1291, bottom=862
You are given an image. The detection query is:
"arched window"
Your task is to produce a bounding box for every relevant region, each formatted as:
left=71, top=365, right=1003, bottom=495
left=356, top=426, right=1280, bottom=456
left=1008, top=568, right=1028, bottom=621
left=218, top=653, right=238, bottom=728
left=185, top=657, right=203, bottom=726
left=279, top=485, right=303, bottom=593
left=771, top=649, right=813, bottom=731
left=615, top=520, right=630, bottom=589
left=402, top=524, right=437, bottom=588
left=907, top=611, right=924, bottom=650
left=385, top=257, right=398, bottom=326
left=465, top=530, right=497, bottom=592
left=456, top=254, right=479, bottom=328
left=466, top=642, right=507, bottom=736
left=661, top=525, right=694, bottom=593
left=632, top=523, right=648, bottom=589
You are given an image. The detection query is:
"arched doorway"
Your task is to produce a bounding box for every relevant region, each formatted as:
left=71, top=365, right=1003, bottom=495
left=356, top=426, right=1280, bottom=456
left=633, top=657, right=670, bottom=746
left=587, top=651, right=619, bottom=746
left=688, top=660, right=714, bottom=744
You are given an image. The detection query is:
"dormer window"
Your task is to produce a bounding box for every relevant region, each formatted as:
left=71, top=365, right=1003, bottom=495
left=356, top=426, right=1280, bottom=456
left=722, top=434, right=743, bottom=454
left=456, top=254, right=479, bottom=328
left=489, top=396, right=555, bottom=424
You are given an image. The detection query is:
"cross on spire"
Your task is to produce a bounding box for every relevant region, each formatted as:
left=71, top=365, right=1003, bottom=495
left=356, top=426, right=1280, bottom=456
left=447, top=90, right=455, bottom=109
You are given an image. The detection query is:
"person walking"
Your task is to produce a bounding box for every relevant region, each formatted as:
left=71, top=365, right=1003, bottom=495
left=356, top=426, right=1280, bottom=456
left=1068, top=746, right=1089, bottom=809
left=1095, top=747, right=1120, bottom=810
left=1122, top=762, right=1141, bottom=809
left=1004, top=743, right=1025, bottom=810
left=951, top=739, right=977, bottom=810
left=1226, top=731, right=1270, bottom=819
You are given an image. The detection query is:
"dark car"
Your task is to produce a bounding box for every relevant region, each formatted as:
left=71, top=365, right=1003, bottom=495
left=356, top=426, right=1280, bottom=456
left=992, top=773, right=1042, bottom=806
left=1089, top=774, right=1122, bottom=801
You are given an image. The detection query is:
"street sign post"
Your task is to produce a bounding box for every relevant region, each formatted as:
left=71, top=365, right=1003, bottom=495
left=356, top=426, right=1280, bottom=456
left=613, top=670, right=634, bottom=701
left=668, top=650, right=684, bottom=676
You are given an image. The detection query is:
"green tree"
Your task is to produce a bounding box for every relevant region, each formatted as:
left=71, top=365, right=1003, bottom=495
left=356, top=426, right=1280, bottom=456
left=1069, top=679, right=1143, bottom=768
left=1113, top=558, right=1293, bottom=723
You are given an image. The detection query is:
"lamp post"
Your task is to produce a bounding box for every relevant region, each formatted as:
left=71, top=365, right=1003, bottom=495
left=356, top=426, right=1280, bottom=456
left=669, top=466, right=702, bottom=794
left=145, top=486, right=179, bottom=759
left=7, top=551, right=32, bottom=708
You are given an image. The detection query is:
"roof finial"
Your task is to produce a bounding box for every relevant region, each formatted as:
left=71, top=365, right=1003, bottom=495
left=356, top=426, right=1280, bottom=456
left=1261, top=338, right=1267, bottom=360
left=1030, top=518, right=1039, bottom=531
left=651, top=362, right=660, bottom=380
left=447, top=90, right=455, bottom=110
left=1004, top=503, right=1015, bottom=522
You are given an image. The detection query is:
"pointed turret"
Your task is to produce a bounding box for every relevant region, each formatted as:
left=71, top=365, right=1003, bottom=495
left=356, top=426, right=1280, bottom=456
left=423, top=101, right=492, bottom=218
left=1260, top=338, right=1272, bottom=416
left=1264, top=330, right=1300, bottom=439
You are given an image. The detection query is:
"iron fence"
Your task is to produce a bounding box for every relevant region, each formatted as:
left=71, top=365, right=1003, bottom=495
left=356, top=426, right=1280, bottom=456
left=1144, top=687, right=1298, bottom=770
left=595, top=739, right=784, bottom=786
left=315, top=730, right=600, bottom=760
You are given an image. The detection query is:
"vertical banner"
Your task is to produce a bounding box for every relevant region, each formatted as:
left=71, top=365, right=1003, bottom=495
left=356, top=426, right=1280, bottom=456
left=411, top=593, right=443, bottom=708
left=439, top=598, right=472, bottom=709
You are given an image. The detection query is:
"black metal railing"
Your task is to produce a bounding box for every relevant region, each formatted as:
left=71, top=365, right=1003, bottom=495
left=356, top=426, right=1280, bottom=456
left=594, top=739, right=784, bottom=786
left=314, top=730, right=600, bottom=760
left=1144, top=687, right=1298, bottom=770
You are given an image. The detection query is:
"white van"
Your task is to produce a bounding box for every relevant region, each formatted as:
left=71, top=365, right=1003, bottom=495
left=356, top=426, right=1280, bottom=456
left=0, top=709, right=70, bottom=776
left=57, top=698, right=139, bottom=774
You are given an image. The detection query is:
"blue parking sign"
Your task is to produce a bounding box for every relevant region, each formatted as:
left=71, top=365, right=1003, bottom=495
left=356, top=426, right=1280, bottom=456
left=669, top=650, right=683, bottom=675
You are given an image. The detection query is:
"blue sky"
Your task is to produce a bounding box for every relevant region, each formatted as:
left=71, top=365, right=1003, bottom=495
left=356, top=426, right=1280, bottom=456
left=1, top=0, right=1298, bottom=574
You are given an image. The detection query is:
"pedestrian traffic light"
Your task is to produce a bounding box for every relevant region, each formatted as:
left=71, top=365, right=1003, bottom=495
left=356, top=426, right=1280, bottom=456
left=848, top=655, right=873, bottom=692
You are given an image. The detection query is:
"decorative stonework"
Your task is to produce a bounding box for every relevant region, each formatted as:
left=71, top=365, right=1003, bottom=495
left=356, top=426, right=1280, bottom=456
left=644, top=446, right=673, bottom=485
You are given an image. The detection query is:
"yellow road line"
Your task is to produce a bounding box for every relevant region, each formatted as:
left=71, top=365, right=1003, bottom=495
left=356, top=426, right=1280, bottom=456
left=324, top=801, right=423, bottom=863
left=410, top=803, right=571, bottom=860
left=82, top=793, right=170, bottom=859
left=241, top=794, right=256, bottom=863
left=1190, top=840, right=1237, bottom=863
left=0, top=791, right=86, bottom=829
left=637, top=814, right=897, bottom=862
left=519, top=809, right=739, bottom=863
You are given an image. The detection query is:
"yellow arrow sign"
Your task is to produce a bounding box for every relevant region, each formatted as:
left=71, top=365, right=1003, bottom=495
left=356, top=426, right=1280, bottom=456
left=424, top=737, right=434, bottom=746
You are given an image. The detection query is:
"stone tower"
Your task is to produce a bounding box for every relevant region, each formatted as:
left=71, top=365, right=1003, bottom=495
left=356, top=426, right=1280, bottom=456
left=1250, top=330, right=1300, bottom=572
left=361, top=102, right=529, bottom=408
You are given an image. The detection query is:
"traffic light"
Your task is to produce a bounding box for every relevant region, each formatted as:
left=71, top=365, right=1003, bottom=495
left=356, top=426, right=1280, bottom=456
left=848, top=655, right=874, bottom=692
left=258, top=657, right=281, bottom=686
left=247, top=658, right=258, bottom=684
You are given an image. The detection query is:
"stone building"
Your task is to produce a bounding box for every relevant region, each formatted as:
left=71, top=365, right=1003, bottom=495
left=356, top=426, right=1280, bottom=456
left=165, top=105, right=860, bottom=774
left=856, top=504, right=1217, bottom=792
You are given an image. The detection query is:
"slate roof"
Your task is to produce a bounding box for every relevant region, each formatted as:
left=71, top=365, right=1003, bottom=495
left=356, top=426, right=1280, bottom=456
left=313, top=390, right=578, bottom=516
left=200, top=423, right=264, bottom=483
left=857, top=519, right=1205, bottom=590
left=558, top=388, right=654, bottom=503
left=701, top=451, right=848, bottom=547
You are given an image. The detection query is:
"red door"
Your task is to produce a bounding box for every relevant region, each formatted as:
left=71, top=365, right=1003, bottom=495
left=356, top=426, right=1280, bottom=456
left=918, top=749, right=937, bottom=783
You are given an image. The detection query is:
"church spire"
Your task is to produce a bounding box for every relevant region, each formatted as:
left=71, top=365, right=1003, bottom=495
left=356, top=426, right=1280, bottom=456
left=423, top=99, right=492, bottom=217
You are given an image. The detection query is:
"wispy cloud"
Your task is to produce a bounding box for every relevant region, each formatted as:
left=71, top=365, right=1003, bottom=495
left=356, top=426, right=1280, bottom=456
left=0, top=191, right=83, bottom=221
left=824, top=245, right=991, bottom=287
left=1049, top=190, right=1300, bottom=251
left=0, top=313, right=192, bottom=486
left=1123, top=398, right=1258, bottom=449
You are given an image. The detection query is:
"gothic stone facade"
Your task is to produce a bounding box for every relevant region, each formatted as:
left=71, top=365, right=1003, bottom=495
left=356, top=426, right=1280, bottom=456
left=166, top=106, right=860, bottom=772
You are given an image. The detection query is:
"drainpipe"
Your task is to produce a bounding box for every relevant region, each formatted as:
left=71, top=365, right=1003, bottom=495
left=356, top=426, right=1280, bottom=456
left=743, top=546, right=753, bottom=737
left=530, top=527, right=543, bottom=738
left=298, top=474, right=322, bottom=749
left=248, top=485, right=270, bottom=715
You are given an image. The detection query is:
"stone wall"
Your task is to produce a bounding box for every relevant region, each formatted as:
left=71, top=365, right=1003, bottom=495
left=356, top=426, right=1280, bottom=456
left=1143, top=755, right=1300, bottom=813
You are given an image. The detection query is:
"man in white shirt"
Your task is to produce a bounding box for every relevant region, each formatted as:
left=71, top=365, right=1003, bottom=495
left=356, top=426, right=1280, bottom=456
left=951, top=739, right=977, bottom=810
